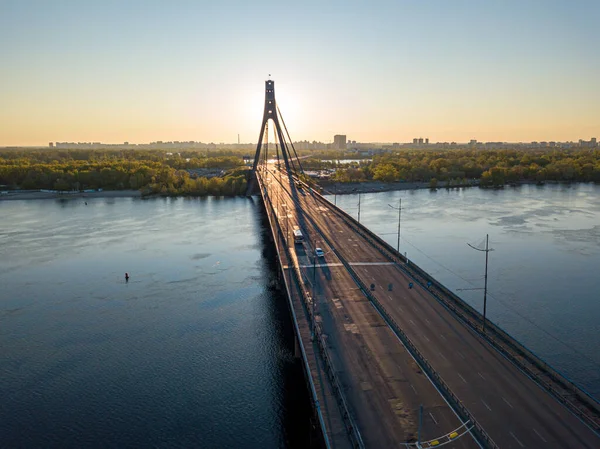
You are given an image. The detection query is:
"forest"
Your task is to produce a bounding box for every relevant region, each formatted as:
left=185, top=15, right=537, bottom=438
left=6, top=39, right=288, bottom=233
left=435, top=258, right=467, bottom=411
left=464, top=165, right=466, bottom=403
left=1, top=148, right=599, bottom=197
left=302, top=148, right=600, bottom=187
left=0, top=149, right=248, bottom=196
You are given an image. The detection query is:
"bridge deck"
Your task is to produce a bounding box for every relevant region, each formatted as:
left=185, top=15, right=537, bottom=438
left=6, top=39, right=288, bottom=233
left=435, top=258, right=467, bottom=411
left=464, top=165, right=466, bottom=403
left=259, top=166, right=600, bottom=449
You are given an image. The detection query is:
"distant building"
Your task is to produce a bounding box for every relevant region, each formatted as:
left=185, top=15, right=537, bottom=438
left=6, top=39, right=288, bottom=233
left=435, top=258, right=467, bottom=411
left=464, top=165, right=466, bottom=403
left=49, top=142, right=54, bottom=147
left=425, top=138, right=429, bottom=144
left=418, top=138, right=423, bottom=144
left=413, top=138, right=418, bottom=144
left=333, top=134, right=347, bottom=150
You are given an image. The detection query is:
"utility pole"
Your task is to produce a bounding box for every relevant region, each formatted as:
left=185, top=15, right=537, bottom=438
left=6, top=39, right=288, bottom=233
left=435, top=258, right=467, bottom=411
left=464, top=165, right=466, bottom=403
left=311, top=254, right=317, bottom=340
left=334, top=183, right=337, bottom=206
left=418, top=404, right=423, bottom=447
left=388, top=197, right=402, bottom=252
left=467, top=234, right=494, bottom=332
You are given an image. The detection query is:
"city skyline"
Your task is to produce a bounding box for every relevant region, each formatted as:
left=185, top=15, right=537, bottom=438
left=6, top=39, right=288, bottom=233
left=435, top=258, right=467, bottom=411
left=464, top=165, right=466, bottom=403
left=1, top=0, right=599, bottom=146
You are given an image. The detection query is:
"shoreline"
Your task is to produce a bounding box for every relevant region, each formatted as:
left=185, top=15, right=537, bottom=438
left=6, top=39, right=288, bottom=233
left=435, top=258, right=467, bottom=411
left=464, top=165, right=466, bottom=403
left=2, top=180, right=593, bottom=201
left=315, top=179, right=590, bottom=195
left=0, top=190, right=142, bottom=201
left=317, top=181, right=459, bottom=195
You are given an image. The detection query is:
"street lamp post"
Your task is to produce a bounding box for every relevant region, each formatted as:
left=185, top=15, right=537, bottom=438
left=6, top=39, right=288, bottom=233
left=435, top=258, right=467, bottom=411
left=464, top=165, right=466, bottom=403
left=388, top=197, right=402, bottom=253
left=334, top=183, right=337, bottom=206
left=467, top=234, right=493, bottom=332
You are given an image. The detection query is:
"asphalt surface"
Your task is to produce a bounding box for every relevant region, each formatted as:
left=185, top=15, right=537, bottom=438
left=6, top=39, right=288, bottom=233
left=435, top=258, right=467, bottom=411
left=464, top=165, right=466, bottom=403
left=265, top=167, right=478, bottom=448
left=263, top=166, right=600, bottom=449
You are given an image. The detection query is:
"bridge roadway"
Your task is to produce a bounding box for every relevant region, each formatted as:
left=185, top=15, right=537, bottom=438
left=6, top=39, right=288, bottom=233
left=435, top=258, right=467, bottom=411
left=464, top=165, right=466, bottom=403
left=261, top=166, right=600, bottom=448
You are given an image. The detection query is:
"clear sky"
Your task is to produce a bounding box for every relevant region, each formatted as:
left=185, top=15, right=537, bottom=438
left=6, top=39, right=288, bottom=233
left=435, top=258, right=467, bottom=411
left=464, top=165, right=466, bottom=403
left=1, top=0, right=599, bottom=146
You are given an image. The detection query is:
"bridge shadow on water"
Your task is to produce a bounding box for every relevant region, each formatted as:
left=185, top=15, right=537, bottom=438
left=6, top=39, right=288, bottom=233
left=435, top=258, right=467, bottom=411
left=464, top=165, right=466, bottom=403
left=256, top=201, right=322, bottom=449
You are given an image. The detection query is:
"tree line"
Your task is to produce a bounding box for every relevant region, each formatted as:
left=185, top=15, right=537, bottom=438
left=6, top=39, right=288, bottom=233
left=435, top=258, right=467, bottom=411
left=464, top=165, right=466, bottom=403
left=0, top=149, right=248, bottom=196
left=306, top=149, right=600, bottom=186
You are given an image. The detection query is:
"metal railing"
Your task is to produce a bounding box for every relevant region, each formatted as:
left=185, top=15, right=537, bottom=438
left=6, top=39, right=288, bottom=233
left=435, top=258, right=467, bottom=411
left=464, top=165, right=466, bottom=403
left=294, top=193, right=498, bottom=448
left=258, top=172, right=365, bottom=448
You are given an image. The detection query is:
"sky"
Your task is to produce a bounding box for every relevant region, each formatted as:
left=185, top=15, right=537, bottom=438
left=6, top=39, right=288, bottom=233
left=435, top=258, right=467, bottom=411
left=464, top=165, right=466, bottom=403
left=1, top=0, right=599, bottom=146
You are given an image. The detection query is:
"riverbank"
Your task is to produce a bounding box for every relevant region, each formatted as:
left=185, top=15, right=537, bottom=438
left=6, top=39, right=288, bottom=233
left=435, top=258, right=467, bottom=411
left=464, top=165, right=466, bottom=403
left=0, top=190, right=142, bottom=201
left=315, top=179, right=590, bottom=195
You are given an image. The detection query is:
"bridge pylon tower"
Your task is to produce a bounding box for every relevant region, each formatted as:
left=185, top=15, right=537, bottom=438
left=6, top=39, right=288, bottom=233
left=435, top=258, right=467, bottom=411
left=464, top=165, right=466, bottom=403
left=246, top=79, right=301, bottom=196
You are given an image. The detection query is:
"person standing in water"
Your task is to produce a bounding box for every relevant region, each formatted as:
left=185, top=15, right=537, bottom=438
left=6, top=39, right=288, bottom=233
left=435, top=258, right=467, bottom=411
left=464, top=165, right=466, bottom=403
left=125, top=272, right=129, bottom=282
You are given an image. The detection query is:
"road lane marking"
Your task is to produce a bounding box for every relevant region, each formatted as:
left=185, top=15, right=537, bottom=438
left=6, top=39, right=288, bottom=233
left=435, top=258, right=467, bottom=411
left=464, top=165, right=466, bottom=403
left=398, top=306, right=404, bottom=312
left=481, top=399, right=492, bottom=411
left=412, top=306, right=418, bottom=312
left=423, top=335, right=430, bottom=342
left=457, top=373, right=467, bottom=383
left=429, top=412, right=438, bottom=425
left=348, top=262, right=395, bottom=266
left=438, top=352, right=447, bottom=361
left=410, top=384, right=418, bottom=394
left=509, top=431, right=525, bottom=447
left=502, top=397, right=513, bottom=408
left=425, top=318, right=431, bottom=325
left=478, top=372, right=485, bottom=380
left=457, top=351, right=465, bottom=359
left=439, top=333, right=446, bottom=340
left=409, top=319, right=416, bottom=325
left=533, top=428, right=547, bottom=443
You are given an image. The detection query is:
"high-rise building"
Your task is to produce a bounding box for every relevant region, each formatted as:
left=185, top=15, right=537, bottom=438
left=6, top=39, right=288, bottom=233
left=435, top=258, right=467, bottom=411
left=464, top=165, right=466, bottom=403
left=413, top=138, right=418, bottom=144
left=418, top=138, right=424, bottom=144
left=49, top=142, right=54, bottom=147
left=425, top=138, right=429, bottom=144
left=333, top=134, right=347, bottom=150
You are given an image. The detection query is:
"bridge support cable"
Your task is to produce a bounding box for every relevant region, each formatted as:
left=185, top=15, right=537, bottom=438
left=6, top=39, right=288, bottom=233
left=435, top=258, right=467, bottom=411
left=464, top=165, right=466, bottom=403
left=312, top=189, right=600, bottom=435
left=257, top=171, right=363, bottom=448
left=277, top=104, right=305, bottom=176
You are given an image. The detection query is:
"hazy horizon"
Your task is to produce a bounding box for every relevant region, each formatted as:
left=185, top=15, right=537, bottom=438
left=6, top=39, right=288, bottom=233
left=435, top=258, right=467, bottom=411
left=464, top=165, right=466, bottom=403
left=1, top=0, right=599, bottom=146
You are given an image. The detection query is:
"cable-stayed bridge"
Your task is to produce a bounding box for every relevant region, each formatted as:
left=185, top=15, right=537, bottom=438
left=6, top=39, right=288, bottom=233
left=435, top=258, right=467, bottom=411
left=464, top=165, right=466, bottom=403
left=248, top=80, right=600, bottom=448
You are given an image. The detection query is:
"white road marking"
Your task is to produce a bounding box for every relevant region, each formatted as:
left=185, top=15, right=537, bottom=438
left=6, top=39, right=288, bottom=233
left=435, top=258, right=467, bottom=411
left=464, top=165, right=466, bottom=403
left=429, top=412, right=438, bottom=425
left=457, top=372, right=467, bottom=383
left=533, top=428, right=547, bottom=443
left=425, top=318, right=431, bottom=325
left=398, top=306, right=404, bottom=312
left=438, top=352, right=447, bottom=361
left=439, top=333, right=446, bottom=340
left=509, top=431, right=525, bottom=448
left=502, top=397, right=513, bottom=409
left=297, top=263, right=343, bottom=268
left=423, top=335, right=430, bottom=342
left=457, top=351, right=465, bottom=359
left=410, top=384, right=418, bottom=394
left=348, top=262, right=396, bottom=266
left=478, top=372, right=485, bottom=380
left=481, top=399, right=492, bottom=411
left=409, top=319, right=416, bottom=325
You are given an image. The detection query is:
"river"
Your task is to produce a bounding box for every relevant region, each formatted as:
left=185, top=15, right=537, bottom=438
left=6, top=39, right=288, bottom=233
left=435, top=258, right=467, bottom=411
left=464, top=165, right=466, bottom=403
left=0, top=197, right=316, bottom=448
left=1, top=184, right=599, bottom=447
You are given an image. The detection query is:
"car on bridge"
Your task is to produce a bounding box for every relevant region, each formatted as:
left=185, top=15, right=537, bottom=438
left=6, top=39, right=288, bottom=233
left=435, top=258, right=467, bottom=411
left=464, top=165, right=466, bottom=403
left=315, top=248, right=325, bottom=258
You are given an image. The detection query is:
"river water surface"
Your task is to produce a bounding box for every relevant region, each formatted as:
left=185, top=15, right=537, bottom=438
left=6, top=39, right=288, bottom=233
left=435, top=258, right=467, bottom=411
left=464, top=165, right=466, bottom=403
left=1, top=184, right=599, bottom=448
left=0, top=197, right=315, bottom=448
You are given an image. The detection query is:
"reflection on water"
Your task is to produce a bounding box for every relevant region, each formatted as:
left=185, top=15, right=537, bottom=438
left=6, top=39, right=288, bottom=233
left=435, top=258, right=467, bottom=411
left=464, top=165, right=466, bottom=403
left=332, top=183, right=600, bottom=399
left=0, top=197, right=315, bottom=448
